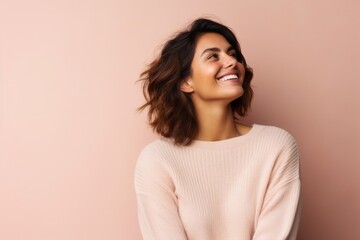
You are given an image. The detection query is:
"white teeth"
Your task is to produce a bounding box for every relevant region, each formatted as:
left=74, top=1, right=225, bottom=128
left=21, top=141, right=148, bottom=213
left=218, top=74, right=238, bottom=81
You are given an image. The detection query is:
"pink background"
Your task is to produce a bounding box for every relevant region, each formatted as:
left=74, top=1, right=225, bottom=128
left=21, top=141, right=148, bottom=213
left=1, top=0, right=359, bottom=239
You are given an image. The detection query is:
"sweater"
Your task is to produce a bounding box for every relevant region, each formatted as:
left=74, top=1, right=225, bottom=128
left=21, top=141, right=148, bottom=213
left=134, top=124, right=302, bottom=240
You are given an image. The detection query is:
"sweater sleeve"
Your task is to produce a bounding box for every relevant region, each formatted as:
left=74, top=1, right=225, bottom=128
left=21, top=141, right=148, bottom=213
left=134, top=144, right=188, bottom=240
left=253, top=131, right=302, bottom=240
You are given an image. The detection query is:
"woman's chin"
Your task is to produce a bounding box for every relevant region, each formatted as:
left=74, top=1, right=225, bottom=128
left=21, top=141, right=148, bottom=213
left=217, top=89, right=244, bottom=103
left=224, top=87, right=244, bottom=99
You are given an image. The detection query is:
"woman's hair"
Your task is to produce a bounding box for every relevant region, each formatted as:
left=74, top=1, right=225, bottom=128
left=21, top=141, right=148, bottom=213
left=136, top=18, right=254, bottom=146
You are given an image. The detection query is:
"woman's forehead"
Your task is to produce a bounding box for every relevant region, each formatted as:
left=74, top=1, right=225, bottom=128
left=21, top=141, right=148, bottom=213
left=195, top=33, right=232, bottom=52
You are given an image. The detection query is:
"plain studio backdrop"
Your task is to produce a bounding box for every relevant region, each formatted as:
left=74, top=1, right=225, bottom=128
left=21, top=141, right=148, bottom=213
left=0, top=0, right=359, bottom=239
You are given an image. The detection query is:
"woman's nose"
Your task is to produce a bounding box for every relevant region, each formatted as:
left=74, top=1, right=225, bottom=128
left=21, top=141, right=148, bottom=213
left=223, top=54, right=236, bottom=68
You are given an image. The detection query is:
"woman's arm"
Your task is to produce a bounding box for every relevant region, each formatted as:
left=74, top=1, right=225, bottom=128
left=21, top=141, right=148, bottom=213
left=253, top=132, right=302, bottom=240
left=134, top=145, right=188, bottom=240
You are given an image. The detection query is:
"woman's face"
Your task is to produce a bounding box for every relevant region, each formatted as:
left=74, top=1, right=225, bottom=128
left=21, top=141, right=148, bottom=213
left=181, top=32, right=245, bottom=105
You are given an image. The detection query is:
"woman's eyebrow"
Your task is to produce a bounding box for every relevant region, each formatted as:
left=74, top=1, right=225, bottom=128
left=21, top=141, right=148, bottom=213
left=200, top=46, right=235, bottom=57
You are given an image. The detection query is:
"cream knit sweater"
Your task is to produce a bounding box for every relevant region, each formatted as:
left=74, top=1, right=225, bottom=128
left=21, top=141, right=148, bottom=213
left=134, top=124, right=302, bottom=240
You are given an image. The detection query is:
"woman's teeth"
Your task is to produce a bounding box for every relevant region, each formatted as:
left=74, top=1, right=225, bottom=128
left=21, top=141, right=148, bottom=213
left=218, top=74, right=238, bottom=81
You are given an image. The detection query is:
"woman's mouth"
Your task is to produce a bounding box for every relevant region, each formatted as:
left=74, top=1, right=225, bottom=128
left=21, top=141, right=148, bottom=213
left=217, top=74, right=239, bottom=82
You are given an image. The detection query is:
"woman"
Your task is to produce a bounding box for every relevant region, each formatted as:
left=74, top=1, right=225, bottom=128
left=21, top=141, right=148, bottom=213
left=135, top=18, right=301, bottom=240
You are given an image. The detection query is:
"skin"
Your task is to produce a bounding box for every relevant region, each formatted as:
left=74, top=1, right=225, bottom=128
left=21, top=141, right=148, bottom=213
left=180, top=32, right=252, bottom=141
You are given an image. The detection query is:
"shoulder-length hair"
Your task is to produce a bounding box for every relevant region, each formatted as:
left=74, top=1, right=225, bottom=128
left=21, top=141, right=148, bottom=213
left=137, top=18, right=254, bottom=146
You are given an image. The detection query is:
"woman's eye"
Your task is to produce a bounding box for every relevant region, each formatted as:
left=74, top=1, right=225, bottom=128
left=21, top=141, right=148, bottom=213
left=230, top=52, right=237, bottom=58
left=208, top=53, right=218, bottom=59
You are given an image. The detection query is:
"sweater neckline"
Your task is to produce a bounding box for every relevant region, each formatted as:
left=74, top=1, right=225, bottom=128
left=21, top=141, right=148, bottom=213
left=189, top=124, right=261, bottom=150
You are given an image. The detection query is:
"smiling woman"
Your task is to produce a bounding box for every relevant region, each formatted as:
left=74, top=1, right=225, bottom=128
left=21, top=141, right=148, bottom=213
left=180, top=32, right=246, bottom=113
left=135, top=18, right=301, bottom=240
left=136, top=18, right=254, bottom=146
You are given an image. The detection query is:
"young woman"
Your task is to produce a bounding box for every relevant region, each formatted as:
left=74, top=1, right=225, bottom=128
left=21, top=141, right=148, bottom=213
left=135, top=18, right=301, bottom=240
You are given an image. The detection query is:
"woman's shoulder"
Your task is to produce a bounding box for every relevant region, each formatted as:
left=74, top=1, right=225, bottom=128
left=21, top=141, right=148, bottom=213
left=135, top=139, right=167, bottom=174
left=136, top=137, right=179, bottom=164
left=237, top=122, right=298, bottom=146
left=137, top=138, right=166, bottom=159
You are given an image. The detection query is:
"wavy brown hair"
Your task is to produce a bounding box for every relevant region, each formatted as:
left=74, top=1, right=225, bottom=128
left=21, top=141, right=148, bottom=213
left=136, top=18, right=254, bottom=146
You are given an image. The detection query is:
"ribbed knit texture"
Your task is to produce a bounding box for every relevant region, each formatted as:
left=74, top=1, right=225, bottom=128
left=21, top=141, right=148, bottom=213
left=134, top=124, right=302, bottom=240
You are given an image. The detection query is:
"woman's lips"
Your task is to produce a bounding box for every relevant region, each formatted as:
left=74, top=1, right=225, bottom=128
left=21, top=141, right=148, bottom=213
left=217, top=74, right=239, bottom=82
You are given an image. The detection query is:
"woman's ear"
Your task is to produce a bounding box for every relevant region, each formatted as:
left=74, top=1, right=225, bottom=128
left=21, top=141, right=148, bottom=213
left=180, top=77, right=194, bottom=93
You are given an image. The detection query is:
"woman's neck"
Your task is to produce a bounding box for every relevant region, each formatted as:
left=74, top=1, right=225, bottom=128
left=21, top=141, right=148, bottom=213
left=194, top=104, right=240, bottom=141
